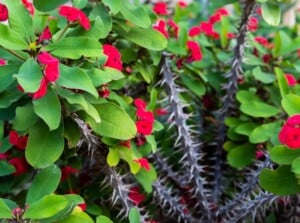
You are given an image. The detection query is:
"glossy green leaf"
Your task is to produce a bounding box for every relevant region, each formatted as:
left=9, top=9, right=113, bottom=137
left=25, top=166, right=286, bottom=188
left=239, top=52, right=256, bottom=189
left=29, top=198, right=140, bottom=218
left=275, top=67, right=289, bottom=98
left=292, top=157, right=300, bottom=175
left=234, top=122, right=258, bottom=136
left=270, top=145, right=300, bottom=165
left=107, top=148, right=120, bottom=167
left=0, top=161, right=15, bottom=177
left=282, top=94, right=300, bottom=116
left=181, top=74, right=205, bottom=96
left=227, top=143, right=256, bottom=168
left=4, top=0, right=34, bottom=42
left=57, top=64, right=98, bottom=98
left=87, top=103, right=137, bottom=140
left=236, top=90, right=260, bottom=103
left=96, top=215, right=114, bottom=223
left=0, top=65, right=19, bottom=93
left=89, top=3, right=112, bottom=38
left=16, top=58, right=43, bottom=93
left=102, top=0, right=121, bottom=14
left=252, top=67, right=276, bottom=84
left=45, top=37, right=102, bottom=59
left=240, top=101, right=280, bottom=118
left=63, top=117, right=80, bottom=148
left=259, top=166, right=300, bottom=195
left=129, top=208, right=140, bottom=223
left=33, top=0, right=68, bottom=12
left=87, top=68, right=124, bottom=87
left=0, top=24, right=28, bottom=50
left=116, top=26, right=167, bottom=51
left=72, top=0, right=88, bottom=8
left=135, top=164, right=157, bottom=193
left=56, top=211, right=94, bottom=223
left=13, top=104, right=38, bottom=131
left=249, top=122, right=281, bottom=143
left=261, top=2, right=281, bottom=26
left=23, top=195, right=68, bottom=219
left=26, top=164, right=61, bottom=204
left=120, top=3, right=151, bottom=28
left=33, top=88, right=61, bottom=131
left=0, top=85, right=23, bottom=109
left=25, top=121, right=64, bottom=168
left=0, top=199, right=12, bottom=219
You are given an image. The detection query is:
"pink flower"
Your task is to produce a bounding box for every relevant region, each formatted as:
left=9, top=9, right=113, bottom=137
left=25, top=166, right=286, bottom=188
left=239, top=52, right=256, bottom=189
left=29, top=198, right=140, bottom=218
left=37, top=52, right=60, bottom=82
left=0, top=3, right=8, bottom=21
left=134, top=158, right=150, bottom=171
left=136, top=120, right=153, bottom=135
left=59, top=5, right=90, bottom=30
left=136, top=109, right=155, bottom=123
left=9, top=157, right=28, bottom=176
left=188, top=26, right=201, bottom=37
left=247, top=17, right=258, bottom=32
left=134, top=98, right=147, bottom=110
left=153, top=19, right=169, bottom=38
left=153, top=2, right=168, bottom=15
left=103, top=44, right=123, bottom=71
left=187, top=40, right=202, bottom=61
left=33, top=77, right=49, bottom=100
left=0, top=59, right=6, bottom=66
left=21, top=0, right=34, bottom=15
left=128, top=187, right=146, bottom=206
left=39, top=27, right=52, bottom=43
left=9, top=130, right=28, bottom=150
left=255, top=150, right=265, bottom=160
left=279, top=115, right=300, bottom=149
left=285, top=74, right=297, bottom=86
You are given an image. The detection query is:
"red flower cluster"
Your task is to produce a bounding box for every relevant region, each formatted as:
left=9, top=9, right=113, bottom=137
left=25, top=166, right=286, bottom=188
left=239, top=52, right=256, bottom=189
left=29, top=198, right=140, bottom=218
left=153, top=2, right=168, bottom=15
left=153, top=19, right=179, bottom=39
left=134, top=98, right=154, bottom=136
left=285, top=73, right=297, bottom=86
left=254, top=36, right=273, bottom=49
left=103, top=44, right=123, bottom=71
left=134, top=158, right=151, bottom=171
left=247, top=17, right=258, bottom=32
left=279, top=115, right=300, bottom=149
left=9, top=157, right=28, bottom=176
left=58, top=5, right=90, bottom=30
left=38, top=52, right=60, bottom=83
left=39, top=27, right=52, bottom=43
left=187, top=40, right=202, bottom=62
left=9, top=130, right=28, bottom=150
left=209, top=8, right=229, bottom=24
left=128, top=186, right=146, bottom=206
left=21, top=0, right=34, bottom=15
left=0, top=3, right=8, bottom=21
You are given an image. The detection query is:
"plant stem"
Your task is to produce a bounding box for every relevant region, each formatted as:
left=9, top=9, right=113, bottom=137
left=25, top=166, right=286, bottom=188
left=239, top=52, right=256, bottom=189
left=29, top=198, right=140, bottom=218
left=5, top=48, right=27, bottom=61
left=56, top=23, right=70, bottom=41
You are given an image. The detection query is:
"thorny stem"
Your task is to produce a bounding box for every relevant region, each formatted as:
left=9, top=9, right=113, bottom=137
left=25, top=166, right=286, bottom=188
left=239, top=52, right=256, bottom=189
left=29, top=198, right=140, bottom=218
left=212, top=0, right=256, bottom=204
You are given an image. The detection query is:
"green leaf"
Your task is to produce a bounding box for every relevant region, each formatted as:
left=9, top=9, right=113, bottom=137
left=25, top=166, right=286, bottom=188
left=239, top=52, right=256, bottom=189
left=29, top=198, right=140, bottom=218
left=0, top=199, right=12, bottom=219
left=89, top=3, right=112, bottom=38
left=240, top=101, right=280, bottom=118
left=249, top=122, right=281, bottom=143
left=146, top=135, right=157, bottom=152
left=259, top=166, right=300, bottom=195
left=261, top=2, right=281, bottom=26
left=135, top=164, right=157, bottom=193
left=0, top=161, right=15, bottom=177
left=0, top=65, right=19, bottom=93
left=120, top=3, right=151, bottom=28
left=0, top=24, right=28, bottom=50
left=252, top=67, right=276, bottom=84
left=23, top=195, right=68, bottom=219
left=227, top=143, right=256, bottom=168
left=55, top=211, right=94, bottom=223
left=0, top=85, right=23, bottom=109
left=33, top=0, right=68, bottom=12
left=45, top=37, right=102, bottom=59
left=102, top=0, right=121, bottom=14
left=26, top=164, right=61, bottom=204
left=25, top=121, right=64, bottom=168
left=33, top=88, right=61, bottom=131
left=107, top=148, right=120, bottom=167
left=181, top=74, right=205, bottom=96
left=270, top=145, right=300, bottom=165
left=292, top=157, right=300, bottom=175
left=96, top=215, right=114, bottom=223
left=87, top=68, right=124, bottom=87
left=275, top=67, right=289, bottom=98
left=16, top=58, right=43, bottom=93
left=129, top=208, right=140, bottom=223
left=87, top=103, right=136, bottom=140
left=72, top=0, right=88, bottom=8
left=13, top=104, right=38, bottom=131
left=234, top=122, right=258, bottom=136
left=236, top=90, right=260, bottom=103
left=282, top=94, right=300, bottom=116
left=112, top=146, right=140, bottom=174
left=4, top=0, right=34, bottom=42
left=57, top=64, right=98, bottom=98
left=115, top=26, right=167, bottom=51
left=63, top=117, right=80, bottom=148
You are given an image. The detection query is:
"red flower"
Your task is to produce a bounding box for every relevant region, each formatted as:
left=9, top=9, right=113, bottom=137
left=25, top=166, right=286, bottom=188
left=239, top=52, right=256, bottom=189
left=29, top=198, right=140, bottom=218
left=61, top=166, right=79, bottom=181
left=128, top=186, right=146, bottom=206
left=58, top=5, right=90, bottom=30
left=98, top=84, right=110, bottom=98
left=153, top=19, right=169, bottom=38
left=9, top=157, right=28, bottom=176
left=0, top=4, right=8, bottom=21
left=199, top=21, right=219, bottom=39
left=136, top=120, right=153, bottom=135
left=153, top=2, right=168, bottom=15
left=39, top=27, right=52, bottom=43
left=38, top=52, right=60, bottom=83
left=136, top=109, right=155, bottom=123
left=21, top=0, right=34, bottom=15
left=33, top=77, right=49, bottom=100
left=285, top=74, right=297, bottom=86
left=135, top=135, right=146, bottom=146
left=120, top=140, right=131, bottom=149
left=247, top=17, right=258, bottom=32
left=262, top=54, right=272, bottom=64
left=188, top=26, right=201, bottom=37
left=78, top=203, right=87, bottom=211
left=0, top=58, right=6, bottom=66
left=134, top=98, right=147, bottom=110
left=168, top=19, right=179, bottom=38
left=227, top=32, right=236, bottom=39
left=177, top=0, right=188, bottom=8
left=9, top=130, right=28, bottom=150
left=155, top=108, right=169, bottom=116
left=134, top=158, right=150, bottom=171
left=0, top=153, right=9, bottom=160
left=255, top=150, right=265, bottom=160
left=103, top=44, right=123, bottom=71
left=279, top=115, right=300, bottom=149
left=187, top=40, right=202, bottom=62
